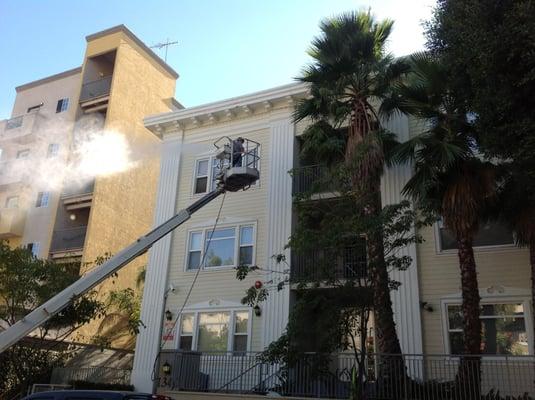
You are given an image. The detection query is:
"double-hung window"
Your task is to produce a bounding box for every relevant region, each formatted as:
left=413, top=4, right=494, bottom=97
left=193, top=158, right=222, bottom=194
left=178, top=311, right=250, bottom=353
left=56, top=98, right=69, bottom=113
left=446, top=302, right=529, bottom=355
left=187, top=224, right=255, bottom=270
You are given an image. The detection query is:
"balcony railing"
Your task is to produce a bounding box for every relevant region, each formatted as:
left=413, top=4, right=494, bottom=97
left=0, top=111, right=40, bottom=142
left=79, top=76, right=112, bottom=103
left=291, top=241, right=368, bottom=283
left=61, top=180, right=95, bottom=199
left=156, top=351, right=535, bottom=399
left=292, top=165, right=339, bottom=195
left=50, top=226, right=87, bottom=253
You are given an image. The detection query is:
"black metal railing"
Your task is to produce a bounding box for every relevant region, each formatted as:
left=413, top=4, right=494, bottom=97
left=291, top=241, right=368, bottom=282
left=79, top=76, right=112, bottom=102
left=50, top=366, right=131, bottom=386
left=49, top=226, right=88, bottom=253
left=156, top=351, right=535, bottom=399
left=292, top=165, right=339, bottom=195
left=61, top=180, right=95, bottom=198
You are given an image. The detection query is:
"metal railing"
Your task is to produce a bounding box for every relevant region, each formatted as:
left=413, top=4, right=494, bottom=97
left=49, top=226, right=88, bottom=253
left=79, top=76, right=112, bottom=102
left=61, top=180, right=95, bottom=198
left=157, top=351, right=535, bottom=399
left=50, top=367, right=131, bottom=386
left=292, top=164, right=339, bottom=195
left=291, top=241, right=368, bottom=282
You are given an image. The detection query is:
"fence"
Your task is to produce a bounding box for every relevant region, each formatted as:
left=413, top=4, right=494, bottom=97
left=49, top=226, right=88, bottom=252
left=79, top=76, right=112, bottom=102
left=291, top=241, right=368, bottom=282
left=50, top=366, right=131, bottom=386
left=157, top=351, right=535, bottom=399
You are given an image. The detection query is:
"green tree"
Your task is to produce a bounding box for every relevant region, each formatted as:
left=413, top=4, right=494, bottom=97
left=426, top=0, right=535, bottom=351
left=387, top=53, right=499, bottom=399
left=0, top=242, right=106, bottom=397
left=293, top=9, right=410, bottom=356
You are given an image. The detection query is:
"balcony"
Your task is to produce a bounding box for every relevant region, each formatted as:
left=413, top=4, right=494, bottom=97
left=79, top=76, right=112, bottom=112
left=50, top=226, right=87, bottom=254
left=0, top=209, right=26, bottom=238
left=61, top=180, right=94, bottom=209
left=0, top=111, right=40, bottom=143
left=292, top=165, right=339, bottom=197
left=291, top=241, right=368, bottom=283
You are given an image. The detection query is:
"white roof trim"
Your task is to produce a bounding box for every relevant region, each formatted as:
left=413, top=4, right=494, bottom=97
left=144, top=82, right=308, bottom=130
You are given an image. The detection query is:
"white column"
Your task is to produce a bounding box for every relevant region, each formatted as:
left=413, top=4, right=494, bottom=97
left=380, top=114, right=423, bottom=355
left=132, top=132, right=183, bottom=392
left=261, top=117, right=294, bottom=348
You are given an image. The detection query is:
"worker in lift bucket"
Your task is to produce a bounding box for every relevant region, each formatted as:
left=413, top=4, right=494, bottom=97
left=232, top=137, right=245, bottom=167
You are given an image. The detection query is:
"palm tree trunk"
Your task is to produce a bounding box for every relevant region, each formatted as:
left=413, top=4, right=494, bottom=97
left=456, top=237, right=481, bottom=400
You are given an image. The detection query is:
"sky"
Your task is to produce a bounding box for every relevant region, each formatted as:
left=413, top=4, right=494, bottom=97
left=0, top=0, right=436, bottom=120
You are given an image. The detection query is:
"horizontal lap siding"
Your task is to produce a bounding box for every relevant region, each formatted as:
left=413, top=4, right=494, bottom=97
left=164, top=126, right=271, bottom=352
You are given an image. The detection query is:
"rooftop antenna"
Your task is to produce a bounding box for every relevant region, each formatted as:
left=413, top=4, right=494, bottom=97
left=150, top=38, right=178, bottom=62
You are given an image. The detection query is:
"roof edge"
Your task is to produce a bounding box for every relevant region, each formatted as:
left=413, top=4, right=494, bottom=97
left=15, top=67, right=82, bottom=92
left=86, top=25, right=179, bottom=80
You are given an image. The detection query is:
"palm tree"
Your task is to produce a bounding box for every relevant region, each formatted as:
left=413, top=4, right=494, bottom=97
left=386, top=53, right=499, bottom=398
left=294, top=10, right=409, bottom=356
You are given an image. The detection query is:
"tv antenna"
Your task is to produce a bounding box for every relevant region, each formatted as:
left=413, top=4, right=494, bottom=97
left=150, top=38, right=178, bottom=62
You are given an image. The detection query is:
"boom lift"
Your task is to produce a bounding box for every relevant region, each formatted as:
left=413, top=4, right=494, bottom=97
left=0, top=137, right=260, bottom=353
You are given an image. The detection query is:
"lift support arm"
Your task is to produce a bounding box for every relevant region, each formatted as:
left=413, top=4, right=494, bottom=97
left=0, top=188, right=223, bottom=354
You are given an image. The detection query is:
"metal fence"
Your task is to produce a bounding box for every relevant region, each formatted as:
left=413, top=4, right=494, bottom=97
left=291, top=241, right=368, bottom=282
left=50, top=366, right=131, bottom=386
left=157, top=351, right=535, bottom=399
left=61, top=180, right=95, bottom=198
left=292, top=165, right=339, bottom=195
left=79, top=76, right=112, bottom=102
left=49, top=226, right=88, bottom=252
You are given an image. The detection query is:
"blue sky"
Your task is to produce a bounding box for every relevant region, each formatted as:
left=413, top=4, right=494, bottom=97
left=0, top=0, right=435, bottom=119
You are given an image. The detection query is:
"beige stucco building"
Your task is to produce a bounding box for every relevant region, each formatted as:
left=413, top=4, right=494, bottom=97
left=0, top=25, right=178, bottom=348
left=131, top=84, right=533, bottom=395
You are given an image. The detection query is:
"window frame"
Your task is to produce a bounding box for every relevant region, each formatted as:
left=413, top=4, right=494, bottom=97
left=184, top=222, right=257, bottom=272
left=47, top=143, right=60, bottom=158
left=26, top=242, right=41, bottom=257
left=5, top=195, right=19, bottom=209
left=176, top=308, right=252, bottom=353
left=441, top=297, right=533, bottom=357
left=56, top=98, right=69, bottom=113
left=434, top=220, right=516, bottom=254
left=191, top=146, right=261, bottom=196
left=35, top=191, right=50, bottom=208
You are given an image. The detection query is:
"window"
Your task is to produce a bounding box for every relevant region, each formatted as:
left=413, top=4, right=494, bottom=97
left=438, top=220, right=514, bottom=251
left=5, top=196, right=19, bottom=208
left=47, top=143, right=59, bottom=158
left=35, top=191, right=50, bottom=208
left=178, top=310, right=250, bottom=353
left=186, top=224, right=255, bottom=270
left=194, top=159, right=209, bottom=194
left=56, top=98, right=69, bottom=113
left=16, top=149, right=30, bottom=159
left=6, top=116, right=22, bottom=130
left=26, top=242, right=40, bottom=257
left=179, top=313, right=194, bottom=350
left=446, top=302, right=529, bottom=355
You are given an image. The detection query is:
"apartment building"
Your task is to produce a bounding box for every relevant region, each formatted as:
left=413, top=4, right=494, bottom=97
left=131, top=82, right=533, bottom=395
left=0, top=25, right=178, bottom=347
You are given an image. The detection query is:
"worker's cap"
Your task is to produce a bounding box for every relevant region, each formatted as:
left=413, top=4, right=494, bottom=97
left=237, top=137, right=244, bottom=142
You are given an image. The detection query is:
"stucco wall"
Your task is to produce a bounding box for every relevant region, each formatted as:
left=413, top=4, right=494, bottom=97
left=76, top=32, right=176, bottom=346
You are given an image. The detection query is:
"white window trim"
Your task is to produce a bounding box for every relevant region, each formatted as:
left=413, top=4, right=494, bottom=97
left=175, top=308, right=253, bottom=353
left=191, top=146, right=261, bottom=197
left=433, top=221, right=517, bottom=255
left=184, top=222, right=257, bottom=272
left=440, top=295, right=534, bottom=358
left=36, top=191, right=50, bottom=208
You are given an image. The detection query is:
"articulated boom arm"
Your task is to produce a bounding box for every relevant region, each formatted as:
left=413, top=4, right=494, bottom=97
left=0, top=189, right=223, bottom=353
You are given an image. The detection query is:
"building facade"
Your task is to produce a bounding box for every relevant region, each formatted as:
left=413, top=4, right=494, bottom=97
left=132, top=83, right=533, bottom=394
left=0, top=25, right=178, bottom=348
